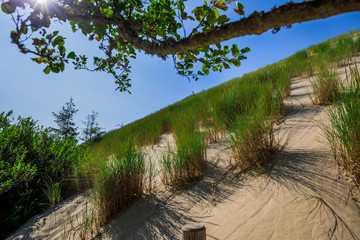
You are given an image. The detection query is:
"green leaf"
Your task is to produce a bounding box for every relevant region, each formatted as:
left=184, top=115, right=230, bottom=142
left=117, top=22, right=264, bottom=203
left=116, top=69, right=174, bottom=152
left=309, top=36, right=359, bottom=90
left=59, top=46, right=66, bottom=54
left=207, top=14, right=216, bottom=25
left=106, top=9, right=114, bottom=17
left=233, top=59, right=240, bottom=67
left=1, top=2, right=15, bottom=14
left=177, top=62, right=184, bottom=69
left=67, top=52, right=76, bottom=59
left=186, top=64, right=194, bottom=69
left=217, top=15, right=229, bottom=25
left=43, top=66, right=51, bottom=74
left=22, top=26, right=28, bottom=35
left=50, top=65, right=60, bottom=73
left=236, top=2, right=244, bottom=11
left=223, top=62, right=230, bottom=69
left=241, top=47, right=251, bottom=54
left=202, top=63, right=208, bottom=72
left=231, top=44, right=240, bottom=57
left=212, top=8, right=220, bottom=19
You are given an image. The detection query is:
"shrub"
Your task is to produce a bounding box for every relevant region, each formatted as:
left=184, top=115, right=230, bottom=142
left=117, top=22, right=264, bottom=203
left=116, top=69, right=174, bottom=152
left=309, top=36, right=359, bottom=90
left=0, top=111, right=84, bottom=238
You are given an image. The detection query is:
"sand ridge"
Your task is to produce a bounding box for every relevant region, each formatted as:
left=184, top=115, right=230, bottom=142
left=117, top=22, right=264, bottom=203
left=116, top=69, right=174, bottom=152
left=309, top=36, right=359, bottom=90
left=7, top=62, right=360, bottom=240
left=96, top=65, right=360, bottom=239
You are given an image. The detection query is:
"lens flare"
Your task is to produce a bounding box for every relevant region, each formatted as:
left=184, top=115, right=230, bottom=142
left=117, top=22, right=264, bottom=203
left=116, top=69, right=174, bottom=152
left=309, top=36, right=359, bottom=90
left=37, top=0, right=48, bottom=5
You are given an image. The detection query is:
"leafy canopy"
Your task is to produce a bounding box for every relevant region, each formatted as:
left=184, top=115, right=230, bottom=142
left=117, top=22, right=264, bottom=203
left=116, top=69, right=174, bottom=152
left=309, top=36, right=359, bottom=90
left=0, top=0, right=254, bottom=92
left=1, top=0, right=359, bottom=92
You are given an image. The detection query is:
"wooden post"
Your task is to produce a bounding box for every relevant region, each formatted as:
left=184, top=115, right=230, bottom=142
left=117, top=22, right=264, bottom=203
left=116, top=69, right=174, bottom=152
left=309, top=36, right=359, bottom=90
left=182, top=223, right=206, bottom=240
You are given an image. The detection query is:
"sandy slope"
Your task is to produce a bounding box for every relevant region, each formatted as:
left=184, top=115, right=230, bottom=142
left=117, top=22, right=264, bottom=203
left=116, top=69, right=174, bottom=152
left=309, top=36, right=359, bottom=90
left=8, top=63, right=360, bottom=240
left=97, top=68, right=360, bottom=239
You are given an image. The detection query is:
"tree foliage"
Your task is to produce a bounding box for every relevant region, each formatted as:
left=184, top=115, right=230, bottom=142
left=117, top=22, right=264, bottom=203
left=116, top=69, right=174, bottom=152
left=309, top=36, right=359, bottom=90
left=81, top=110, right=103, bottom=142
left=52, top=97, right=79, bottom=138
left=1, top=0, right=359, bottom=92
left=0, top=110, right=84, bottom=238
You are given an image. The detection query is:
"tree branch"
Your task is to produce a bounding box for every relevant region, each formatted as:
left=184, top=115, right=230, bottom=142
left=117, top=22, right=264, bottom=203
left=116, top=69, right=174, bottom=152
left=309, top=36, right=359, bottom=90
left=141, top=0, right=360, bottom=57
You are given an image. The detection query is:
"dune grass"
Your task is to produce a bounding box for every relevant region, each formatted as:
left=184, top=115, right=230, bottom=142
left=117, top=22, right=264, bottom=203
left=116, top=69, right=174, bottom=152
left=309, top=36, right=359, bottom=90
left=80, top=29, right=360, bottom=186
left=311, top=65, right=342, bottom=105
left=85, top=30, right=359, bottom=160
left=162, top=113, right=207, bottom=187
left=92, top=140, right=145, bottom=225
left=323, top=64, right=360, bottom=184
left=228, top=93, right=278, bottom=170
left=68, top=29, right=360, bottom=235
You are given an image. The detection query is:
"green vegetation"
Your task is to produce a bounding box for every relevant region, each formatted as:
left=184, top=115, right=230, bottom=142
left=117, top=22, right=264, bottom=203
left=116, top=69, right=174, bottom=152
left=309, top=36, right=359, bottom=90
left=229, top=96, right=277, bottom=170
left=2, top=0, right=357, bottom=92
left=86, top=30, right=359, bottom=174
left=2, top=30, right=359, bottom=238
left=162, top=114, right=207, bottom=186
left=311, top=66, right=342, bottom=105
left=323, top=64, right=360, bottom=184
left=93, top=141, right=145, bottom=225
left=0, top=111, right=85, bottom=238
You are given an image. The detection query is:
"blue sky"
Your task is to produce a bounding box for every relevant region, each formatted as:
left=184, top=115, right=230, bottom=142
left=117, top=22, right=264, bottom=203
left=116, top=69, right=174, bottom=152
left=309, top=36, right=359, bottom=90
left=0, top=0, right=359, bottom=135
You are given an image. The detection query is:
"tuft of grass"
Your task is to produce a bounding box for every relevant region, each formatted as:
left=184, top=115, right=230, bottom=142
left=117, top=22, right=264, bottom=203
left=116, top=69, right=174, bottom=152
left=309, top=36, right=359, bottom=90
left=162, top=113, right=207, bottom=187
left=229, top=97, right=277, bottom=170
left=144, top=157, right=155, bottom=193
left=93, top=140, right=145, bottom=225
left=41, top=176, right=62, bottom=206
left=311, top=65, right=342, bottom=105
left=323, top=64, right=360, bottom=184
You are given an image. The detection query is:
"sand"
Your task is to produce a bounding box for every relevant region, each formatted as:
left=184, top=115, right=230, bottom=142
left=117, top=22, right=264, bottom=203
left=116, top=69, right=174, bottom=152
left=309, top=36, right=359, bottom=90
left=7, top=62, right=360, bottom=240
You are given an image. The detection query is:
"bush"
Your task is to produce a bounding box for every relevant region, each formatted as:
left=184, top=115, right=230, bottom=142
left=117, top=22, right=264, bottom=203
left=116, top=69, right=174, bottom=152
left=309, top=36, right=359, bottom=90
left=0, top=111, right=85, bottom=238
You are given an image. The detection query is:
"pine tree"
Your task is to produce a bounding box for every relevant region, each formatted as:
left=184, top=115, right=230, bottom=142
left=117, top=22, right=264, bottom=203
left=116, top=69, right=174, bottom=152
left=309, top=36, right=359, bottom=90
left=81, top=111, right=103, bottom=142
left=52, top=97, right=79, bottom=138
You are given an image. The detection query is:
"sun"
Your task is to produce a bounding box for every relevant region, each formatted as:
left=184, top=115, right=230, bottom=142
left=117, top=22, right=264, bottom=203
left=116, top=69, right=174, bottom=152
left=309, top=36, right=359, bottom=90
left=37, top=0, right=48, bottom=5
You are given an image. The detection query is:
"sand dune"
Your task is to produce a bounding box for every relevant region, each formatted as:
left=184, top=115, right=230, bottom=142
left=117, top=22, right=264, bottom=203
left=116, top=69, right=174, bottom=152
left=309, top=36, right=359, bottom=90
left=97, top=65, right=360, bottom=239
left=8, top=63, right=360, bottom=240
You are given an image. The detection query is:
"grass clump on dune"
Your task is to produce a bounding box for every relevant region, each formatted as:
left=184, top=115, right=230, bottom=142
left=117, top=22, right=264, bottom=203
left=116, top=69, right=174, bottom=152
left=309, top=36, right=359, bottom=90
left=93, top=140, right=145, bottom=225
left=162, top=113, right=207, bottom=187
left=229, top=95, right=277, bottom=170
left=311, top=65, right=342, bottom=105
left=324, top=64, right=360, bottom=184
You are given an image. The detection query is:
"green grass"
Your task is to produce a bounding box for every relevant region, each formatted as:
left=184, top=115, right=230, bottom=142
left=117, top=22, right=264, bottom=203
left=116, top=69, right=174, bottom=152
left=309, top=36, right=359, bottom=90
left=42, top=176, right=62, bottom=206
left=92, top=140, right=145, bottom=225
left=311, top=65, right=342, bottom=105
left=228, top=94, right=277, bottom=170
left=323, top=64, right=360, bottom=184
left=162, top=112, right=207, bottom=187
left=85, top=30, right=359, bottom=160
left=71, top=29, right=360, bottom=234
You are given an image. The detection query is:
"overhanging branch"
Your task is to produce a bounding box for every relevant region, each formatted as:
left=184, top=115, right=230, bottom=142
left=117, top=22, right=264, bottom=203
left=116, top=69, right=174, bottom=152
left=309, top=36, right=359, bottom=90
left=145, top=0, right=360, bottom=57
